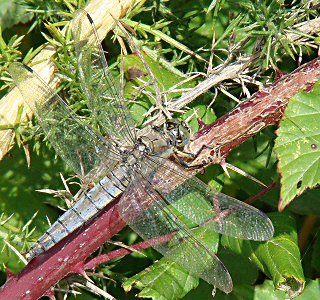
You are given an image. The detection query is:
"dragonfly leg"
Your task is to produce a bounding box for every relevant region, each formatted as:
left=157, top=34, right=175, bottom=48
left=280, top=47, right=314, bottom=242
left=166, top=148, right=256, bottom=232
left=173, top=144, right=214, bottom=170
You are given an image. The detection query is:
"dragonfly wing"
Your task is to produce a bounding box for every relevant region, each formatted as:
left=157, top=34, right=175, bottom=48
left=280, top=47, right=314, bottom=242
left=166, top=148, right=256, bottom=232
left=117, top=173, right=233, bottom=293
left=143, top=156, right=274, bottom=241
left=72, top=9, right=135, bottom=144
left=8, top=62, right=120, bottom=181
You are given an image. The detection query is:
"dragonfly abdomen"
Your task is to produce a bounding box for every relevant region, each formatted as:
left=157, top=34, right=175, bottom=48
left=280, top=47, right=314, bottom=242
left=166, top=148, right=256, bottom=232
left=24, top=166, right=130, bottom=261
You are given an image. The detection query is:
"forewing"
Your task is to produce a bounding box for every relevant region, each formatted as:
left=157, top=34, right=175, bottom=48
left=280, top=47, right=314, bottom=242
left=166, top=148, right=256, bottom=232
left=8, top=62, right=120, bottom=181
left=117, top=173, right=233, bottom=293
left=144, top=156, right=274, bottom=241
left=72, top=9, right=135, bottom=143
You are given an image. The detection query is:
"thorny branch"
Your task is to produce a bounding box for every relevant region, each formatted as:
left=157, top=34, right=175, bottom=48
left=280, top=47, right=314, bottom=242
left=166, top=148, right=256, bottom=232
left=185, top=57, right=320, bottom=169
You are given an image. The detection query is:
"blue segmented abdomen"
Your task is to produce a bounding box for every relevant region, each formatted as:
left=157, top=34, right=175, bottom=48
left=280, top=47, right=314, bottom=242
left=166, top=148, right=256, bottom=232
left=24, top=166, right=130, bottom=261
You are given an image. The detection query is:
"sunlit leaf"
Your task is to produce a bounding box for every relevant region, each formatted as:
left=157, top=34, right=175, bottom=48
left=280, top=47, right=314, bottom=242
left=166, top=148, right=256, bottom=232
left=275, top=81, right=320, bottom=210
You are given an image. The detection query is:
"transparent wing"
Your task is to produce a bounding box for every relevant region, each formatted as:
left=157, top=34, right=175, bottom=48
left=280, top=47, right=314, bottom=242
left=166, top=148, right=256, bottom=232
left=117, top=173, right=233, bottom=293
left=72, top=9, right=135, bottom=143
left=145, top=156, right=274, bottom=241
left=8, top=62, right=121, bottom=181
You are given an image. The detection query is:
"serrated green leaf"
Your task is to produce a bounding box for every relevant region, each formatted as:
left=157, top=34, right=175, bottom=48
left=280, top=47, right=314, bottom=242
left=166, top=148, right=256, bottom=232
left=274, top=81, right=320, bottom=210
left=221, top=213, right=305, bottom=298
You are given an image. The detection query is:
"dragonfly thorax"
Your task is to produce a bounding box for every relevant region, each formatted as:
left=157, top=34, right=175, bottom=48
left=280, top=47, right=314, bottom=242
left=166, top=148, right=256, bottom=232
left=135, top=125, right=172, bottom=158
left=118, top=136, right=154, bottom=174
left=134, top=119, right=191, bottom=159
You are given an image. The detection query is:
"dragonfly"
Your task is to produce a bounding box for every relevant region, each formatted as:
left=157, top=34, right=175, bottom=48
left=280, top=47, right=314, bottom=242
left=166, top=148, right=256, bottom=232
left=9, top=9, right=274, bottom=294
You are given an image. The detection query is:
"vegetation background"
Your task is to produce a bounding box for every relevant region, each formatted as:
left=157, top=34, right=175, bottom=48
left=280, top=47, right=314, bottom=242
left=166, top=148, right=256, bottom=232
left=0, top=0, right=319, bottom=299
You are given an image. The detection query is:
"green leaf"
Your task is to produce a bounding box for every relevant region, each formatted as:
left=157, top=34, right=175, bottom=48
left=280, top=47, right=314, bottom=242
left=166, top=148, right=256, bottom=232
left=221, top=213, right=305, bottom=298
left=274, top=81, right=320, bottom=210
left=124, top=54, right=194, bottom=90
left=0, top=1, right=32, bottom=29
left=123, top=228, right=219, bottom=300
left=227, top=280, right=288, bottom=299
left=123, top=258, right=200, bottom=300
left=218, top=248, right=259, bottom=285
left=295, top=279, right=320, bottom=299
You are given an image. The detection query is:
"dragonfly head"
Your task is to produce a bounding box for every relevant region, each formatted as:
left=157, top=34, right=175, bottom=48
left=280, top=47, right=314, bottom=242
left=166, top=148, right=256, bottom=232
left=164, top=119, right=191, bottom=149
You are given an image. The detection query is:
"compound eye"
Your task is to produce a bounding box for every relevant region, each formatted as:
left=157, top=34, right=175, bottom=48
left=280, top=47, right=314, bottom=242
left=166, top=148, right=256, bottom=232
left=177, top=124, right=190, bottom=147
left=165, top=120, right=176, bottom=130
left=181, top=120, right=191, bottom=132
left=164, top=118, right=191, bottom=148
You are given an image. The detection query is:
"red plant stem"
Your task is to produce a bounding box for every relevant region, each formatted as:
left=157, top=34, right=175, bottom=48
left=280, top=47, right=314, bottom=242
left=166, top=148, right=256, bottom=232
left=185, top=57, right=320, bottom=167
left=85, top=231, right=176, bottom=270
left=0, top=199, right=124, bottom=300
left=244, top=181, right=277, bottom=205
